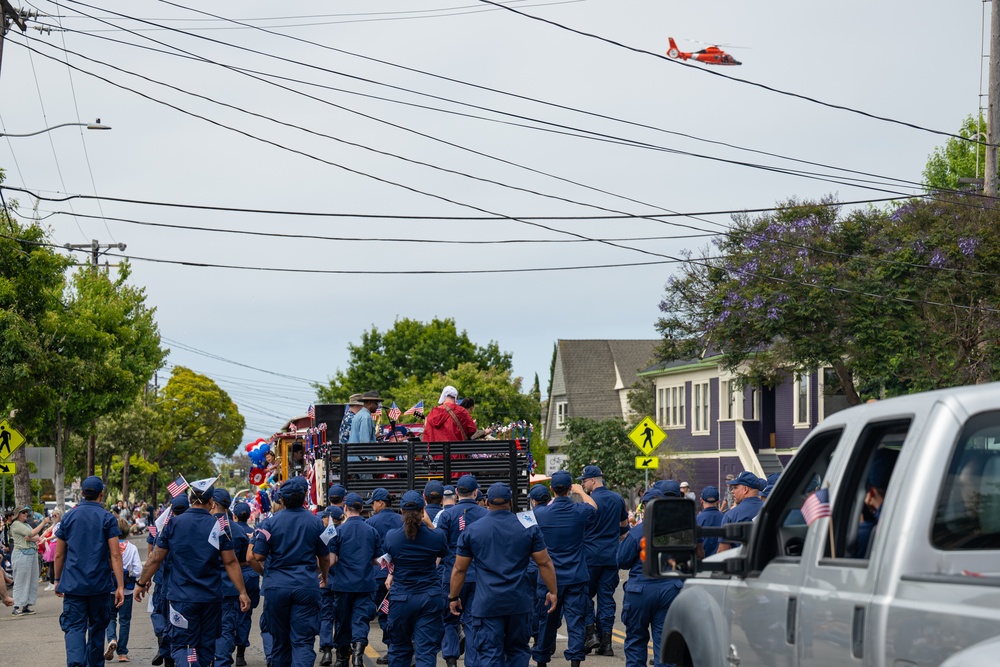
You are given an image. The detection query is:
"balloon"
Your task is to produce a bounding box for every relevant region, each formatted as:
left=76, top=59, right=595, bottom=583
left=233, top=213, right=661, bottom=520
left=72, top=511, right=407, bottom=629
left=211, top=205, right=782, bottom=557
left=259, top=443, right=270, bottom=455
left=245, top=441, right=255, bottom=452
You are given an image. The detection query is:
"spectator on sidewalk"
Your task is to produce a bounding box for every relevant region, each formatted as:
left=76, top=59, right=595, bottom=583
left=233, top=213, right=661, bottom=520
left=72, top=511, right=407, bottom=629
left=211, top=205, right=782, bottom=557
left=10, top=505, right=51, bottom=616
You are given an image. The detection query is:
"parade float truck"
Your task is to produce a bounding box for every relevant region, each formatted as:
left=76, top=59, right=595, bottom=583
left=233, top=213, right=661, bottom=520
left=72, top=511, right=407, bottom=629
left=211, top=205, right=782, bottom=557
left=642, top=382, right=1000, bottom=667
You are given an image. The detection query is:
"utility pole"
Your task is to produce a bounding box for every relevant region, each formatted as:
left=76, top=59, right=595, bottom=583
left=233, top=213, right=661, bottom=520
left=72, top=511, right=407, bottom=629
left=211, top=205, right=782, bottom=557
left=986, top=0, right=1000, bottom=198
left=63, top=240, right=126, bottom=477
left=0, top=0, right=27, bottom=80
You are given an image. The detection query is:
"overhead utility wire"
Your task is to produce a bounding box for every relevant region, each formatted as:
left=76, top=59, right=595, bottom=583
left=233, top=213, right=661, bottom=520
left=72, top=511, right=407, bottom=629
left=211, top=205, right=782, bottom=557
left=162, top=336, right=322, bottom=384
left=52, top=2, right=945, bottom=197
left=476, top=0, right=987, bottom=145
left=29, top=16, right=928, bottom=233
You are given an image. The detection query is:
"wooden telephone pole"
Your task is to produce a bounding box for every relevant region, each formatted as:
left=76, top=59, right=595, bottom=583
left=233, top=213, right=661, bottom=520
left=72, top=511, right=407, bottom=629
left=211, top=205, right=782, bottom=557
left=0, top=0, right=27, bottom=81
left=986, top=0, right=1000, bottom=198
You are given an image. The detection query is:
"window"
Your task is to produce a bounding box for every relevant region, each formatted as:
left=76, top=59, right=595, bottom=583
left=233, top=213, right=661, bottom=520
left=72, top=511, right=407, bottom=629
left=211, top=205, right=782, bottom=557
left=721, top=380, right=739, bottom=420
left=745, top=387, right=760, bottom=421
left=693, top=381, right=710, bottom=434
left=933, top=411, right=1000, bottom=550
left=793, top=372, right=809, bottom=426
left=555, top=401, right=568, bottom=429
left=659, top=385, right=685, bottom=428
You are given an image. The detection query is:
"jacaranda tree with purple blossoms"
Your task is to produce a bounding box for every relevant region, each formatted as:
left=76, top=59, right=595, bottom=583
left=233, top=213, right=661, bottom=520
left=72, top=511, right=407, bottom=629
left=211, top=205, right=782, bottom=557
left=656, top=194, right=1000, bottom=403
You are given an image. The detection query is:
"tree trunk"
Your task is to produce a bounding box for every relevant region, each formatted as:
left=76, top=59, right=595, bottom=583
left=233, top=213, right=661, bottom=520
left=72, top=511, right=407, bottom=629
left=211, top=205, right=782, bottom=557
left=831, top=359, right=862, bottom=406
left=86, top=432, right=96, bottom=477
left=11, top=442, right=30, bottom=509
left=122, top=448, right=131, bottom=502
left=55, top=413, right=66, bottom=513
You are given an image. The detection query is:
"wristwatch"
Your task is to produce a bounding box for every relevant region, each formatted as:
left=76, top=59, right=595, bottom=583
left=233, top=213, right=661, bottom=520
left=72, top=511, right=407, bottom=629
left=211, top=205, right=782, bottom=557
left=448, top=596, right=460, bottom=602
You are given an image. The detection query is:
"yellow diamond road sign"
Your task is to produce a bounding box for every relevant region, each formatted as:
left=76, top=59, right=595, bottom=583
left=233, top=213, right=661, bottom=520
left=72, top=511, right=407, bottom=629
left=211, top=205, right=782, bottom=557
left=0, top=462, right=16, bottom=475
left=635, top=456, right=659, bottom=470
left=0, top=419, right=26, bottom=459
left=628, top=417, right=666, bottom=456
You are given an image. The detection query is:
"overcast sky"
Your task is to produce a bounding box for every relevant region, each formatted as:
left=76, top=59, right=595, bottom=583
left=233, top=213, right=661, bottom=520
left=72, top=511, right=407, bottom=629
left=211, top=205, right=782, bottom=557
left=0, top=0, right=984, bottom=440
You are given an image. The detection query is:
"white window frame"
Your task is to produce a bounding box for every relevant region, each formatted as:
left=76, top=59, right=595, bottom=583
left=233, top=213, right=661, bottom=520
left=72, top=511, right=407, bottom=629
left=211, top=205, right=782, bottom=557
left=793, top=372, right=810, bottom=427
left=720, top=379, right=739, bottom=421
left=659, top=384, right=686, bottom=428
left=555, top=401, right=568, bottom=430
left=692, top=381, right=710, bottom=434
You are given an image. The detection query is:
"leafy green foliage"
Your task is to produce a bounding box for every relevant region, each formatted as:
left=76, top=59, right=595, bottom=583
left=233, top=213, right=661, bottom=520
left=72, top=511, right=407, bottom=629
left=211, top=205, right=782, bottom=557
left=564, top=417, right=646, bottom=494
left=923, top=114, right=989, bottom=191
left=315, top=318, right=512, bottom=401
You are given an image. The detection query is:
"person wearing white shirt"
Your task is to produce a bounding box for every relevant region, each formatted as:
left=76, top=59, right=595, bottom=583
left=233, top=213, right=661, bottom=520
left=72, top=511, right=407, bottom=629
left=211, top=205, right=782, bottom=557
left=105, top=517, right=143, bottom=662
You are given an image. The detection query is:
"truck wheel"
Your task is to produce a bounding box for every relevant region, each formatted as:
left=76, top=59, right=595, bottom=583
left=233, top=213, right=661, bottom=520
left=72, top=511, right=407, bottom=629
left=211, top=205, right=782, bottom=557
left=662, top=632, right=693, bottom=667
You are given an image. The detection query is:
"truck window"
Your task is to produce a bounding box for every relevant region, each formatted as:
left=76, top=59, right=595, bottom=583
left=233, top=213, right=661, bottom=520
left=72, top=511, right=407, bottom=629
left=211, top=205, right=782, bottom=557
left=829, top=418, right=910, bottom=560
left=932, top=411, right=1000, bottom=550
left=748, top=427, right=843, bottom=573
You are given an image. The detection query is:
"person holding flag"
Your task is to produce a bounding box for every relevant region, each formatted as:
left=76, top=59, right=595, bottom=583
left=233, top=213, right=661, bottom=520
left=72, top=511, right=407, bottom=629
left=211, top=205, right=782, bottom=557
left=147, top=494, right=189, bottom=667
left=231, top=502, right=260, bottom=667
left=365, top=489, right=403, bottom=665
left=248, top=476, right=330, bottom=667
left=213, top=489, right=247, bottom=667
left=330, top=492, right=382, bottom=667
left=134, top=477, right=251, bottom=667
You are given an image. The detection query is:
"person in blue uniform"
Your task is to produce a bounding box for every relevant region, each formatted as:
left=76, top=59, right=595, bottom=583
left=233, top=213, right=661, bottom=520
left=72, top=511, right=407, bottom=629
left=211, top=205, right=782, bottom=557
left=761, top=473, right=780, bottom=501
left=716, top=471, right=766, bottom=554
left=531, top=471, right=597, bottom=667
left=696, top=485, right=725, bottom=559
left=135, top=479, right=251, bottom=667
left=319, top=505, right=345, bottom=667
left=365, top=488, right=403, bottom=666
left=617, top=489, right=684, bottom=667
left=249, top=476, right=330, bottom=667
left=576, top=465, right=628, bottom=657
left=450, top=483, right=558, bottom=667
left=330, top=492, right=382, bottom=667
left=231, top=502, right=259, bottom=667
left=435, top=475, right=489, bottom=667
left=54, top=475, right=125, bottom=667
left=423, top=481, right=445, bottom=523
left=383, top=491, right=449, bottom=667
left=328, top=485, right=347, bottom=509
left=525, top=484, right=551, bottom=649
left=148, top=495, right=188, bottom=667
left=214, top=489, right=248, bottom=667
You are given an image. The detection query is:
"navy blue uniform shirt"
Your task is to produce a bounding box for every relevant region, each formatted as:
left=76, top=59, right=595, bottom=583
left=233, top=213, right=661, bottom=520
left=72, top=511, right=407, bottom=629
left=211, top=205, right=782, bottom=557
left=436, top=499, right=489, bottom=582
left=456, top=510, right=547, bottom=617
left=56, top=500, right=120, bottom=596
left=218, top=513, right=248, bottom=597
left=156, top=507, right=233, bottom=602
left=331, top=515, right=381, bottom=593
left=533, top=496, right=596, bottom=586
left=617, top=522, right=683, bottom=594
left=583, top=486, right=628, bottom=567
left=383, top=524, right=448, bottom=594
left=366, top=510, right=403, bottom=580
left=425, top=503, right=444, bottom=523
left=252, top=505, right=328, bottom=589
left=696, top=507, right=724, bottom=557
left=722, top=496, right=763, bottom=524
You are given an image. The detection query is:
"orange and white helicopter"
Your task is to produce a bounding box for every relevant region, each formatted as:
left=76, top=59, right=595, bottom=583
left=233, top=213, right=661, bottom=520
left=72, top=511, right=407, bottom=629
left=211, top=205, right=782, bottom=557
left=666, top=37, right=741, bottom=66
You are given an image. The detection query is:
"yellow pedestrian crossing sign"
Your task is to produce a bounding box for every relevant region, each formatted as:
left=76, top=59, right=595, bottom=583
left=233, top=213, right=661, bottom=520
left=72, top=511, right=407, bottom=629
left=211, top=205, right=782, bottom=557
left=0, top=420, right=25, bottom=459
left=0, top=462, right=15, bottom=475
left=635, top=456, right=659, bottom=470
left=628, top=417, right=666, bottom=456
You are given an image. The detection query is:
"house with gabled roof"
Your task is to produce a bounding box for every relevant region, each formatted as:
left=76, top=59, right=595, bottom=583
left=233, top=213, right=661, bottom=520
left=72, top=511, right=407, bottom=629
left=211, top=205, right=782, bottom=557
left=544, top=339, right=660, bottom=449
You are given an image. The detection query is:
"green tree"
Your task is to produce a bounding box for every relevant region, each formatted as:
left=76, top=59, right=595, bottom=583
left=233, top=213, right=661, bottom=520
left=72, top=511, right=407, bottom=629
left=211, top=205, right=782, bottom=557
left=564, top=418, right=646, bottom=496
left=151, top=367, right=245, bottom=501
left=626, top=377, right=655, bottom=423
left=95, top=396, right=172, bottom=502
left=923, top=114, right=989, bottom=191
left=315, top=318, right=513, bottom=401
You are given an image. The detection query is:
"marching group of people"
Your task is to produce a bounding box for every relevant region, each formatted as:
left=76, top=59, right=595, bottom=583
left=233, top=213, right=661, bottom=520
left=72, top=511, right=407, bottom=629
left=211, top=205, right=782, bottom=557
left=41, top=457, right=778, bottom=667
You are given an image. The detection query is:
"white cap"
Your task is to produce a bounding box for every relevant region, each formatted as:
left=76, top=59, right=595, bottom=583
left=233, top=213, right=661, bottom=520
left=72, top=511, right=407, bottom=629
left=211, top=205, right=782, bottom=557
left=680, top=481, right=690, bottom=487
left=438, top=385, right=458, bottom=405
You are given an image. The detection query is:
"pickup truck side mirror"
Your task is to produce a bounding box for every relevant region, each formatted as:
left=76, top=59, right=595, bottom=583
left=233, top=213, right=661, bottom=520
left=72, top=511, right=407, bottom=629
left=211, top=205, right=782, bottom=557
left=642, top=497, right=753, bottom=578
left=642, top=497, right=698, bottom=578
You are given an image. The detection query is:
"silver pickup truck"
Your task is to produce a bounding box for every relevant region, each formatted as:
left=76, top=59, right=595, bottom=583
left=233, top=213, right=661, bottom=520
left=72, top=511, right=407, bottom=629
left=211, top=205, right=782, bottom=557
left=644, top=382, right=1000, bottom=667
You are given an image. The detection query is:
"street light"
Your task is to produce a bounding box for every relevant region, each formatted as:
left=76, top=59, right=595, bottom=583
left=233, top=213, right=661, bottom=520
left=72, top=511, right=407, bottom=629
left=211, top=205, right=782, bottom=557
left=0, top=119, right=111, bottom=138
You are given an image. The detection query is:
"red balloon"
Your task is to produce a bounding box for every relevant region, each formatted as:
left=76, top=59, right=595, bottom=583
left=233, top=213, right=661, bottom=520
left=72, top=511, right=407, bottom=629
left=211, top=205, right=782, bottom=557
left=245, top=442, right=255, bottom=452
left=249, top=468, right=266, bottom=486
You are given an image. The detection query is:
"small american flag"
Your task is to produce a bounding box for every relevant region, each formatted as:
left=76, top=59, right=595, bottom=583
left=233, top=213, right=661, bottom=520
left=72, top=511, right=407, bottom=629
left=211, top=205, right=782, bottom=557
left=458, top=514, right=466, bottom=531
left=167, top=476, right=189, bottom=498
left=378, top=595, right=389, bottom=615
left=307, top=405, right=316, bottom=419
left=373, top=405, right=382, bottom=421
left=187, top=647, right=198, bottom=664
left=218, top=514, right=229, bottom=530
left=147, top=523, right=157, bottom=538
left=388, top=402, right=401, bottom=421
left=403, top=400, right=424, bottom=416
left=801, top=488, right=832, bottom=526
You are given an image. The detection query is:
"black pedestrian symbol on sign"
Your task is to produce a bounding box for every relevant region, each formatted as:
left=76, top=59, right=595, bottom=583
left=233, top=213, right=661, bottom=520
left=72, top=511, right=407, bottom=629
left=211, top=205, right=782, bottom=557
left=0, top=426, right=11, bottom=457
left=642, top=424, right=654, bottom=449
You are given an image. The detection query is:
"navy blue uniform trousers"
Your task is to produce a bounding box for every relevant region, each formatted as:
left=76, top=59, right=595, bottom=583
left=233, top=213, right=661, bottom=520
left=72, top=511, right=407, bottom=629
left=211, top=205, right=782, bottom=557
left=266, top=586, right=322, bottom=667
left=387, top=590, right=444, bottom=667
left=60, top=594, right=112, bottom=667
left=621, top=585, right=682, bottom=667
left=532, top=582, right=588, bottom=663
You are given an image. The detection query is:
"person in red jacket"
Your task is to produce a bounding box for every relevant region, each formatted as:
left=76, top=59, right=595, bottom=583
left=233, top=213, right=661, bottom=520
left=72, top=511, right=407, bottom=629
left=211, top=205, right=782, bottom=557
left=422, top=386, right=477, bottom=442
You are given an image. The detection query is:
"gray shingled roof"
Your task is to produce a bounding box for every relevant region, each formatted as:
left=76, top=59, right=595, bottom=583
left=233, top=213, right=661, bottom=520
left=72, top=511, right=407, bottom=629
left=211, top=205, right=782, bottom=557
left=557, top=340, right=659, bottom=420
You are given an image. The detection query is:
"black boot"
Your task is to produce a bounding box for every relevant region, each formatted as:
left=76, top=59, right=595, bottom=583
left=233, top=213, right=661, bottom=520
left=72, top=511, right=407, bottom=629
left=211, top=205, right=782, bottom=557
left=376, top=650, right=389, bottom=666
left=598, top=631, right=614, bottom=657
left=571, top=662, right=582, bottom=667
left=352, top=642, right=366, bottom=667
left=584, top=624, right=600, bottom=654
left=445, top=658, right=458, bottom=667
left=335, top=646, right=351, bottom=667
left=319, top=647, right=333, bottom=666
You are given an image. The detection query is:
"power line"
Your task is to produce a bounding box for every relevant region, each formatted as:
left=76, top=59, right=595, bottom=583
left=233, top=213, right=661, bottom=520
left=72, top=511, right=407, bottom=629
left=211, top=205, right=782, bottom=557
left=162, top=336, right=322, bottom=384
left=475, top=0, right=988, bottom=146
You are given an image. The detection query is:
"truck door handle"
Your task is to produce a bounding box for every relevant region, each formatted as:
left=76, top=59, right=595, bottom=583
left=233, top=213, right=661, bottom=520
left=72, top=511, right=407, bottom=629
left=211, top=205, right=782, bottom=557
left=786, top=597, right=797, bottom=645
left=851, top=606, right=864, bottom=659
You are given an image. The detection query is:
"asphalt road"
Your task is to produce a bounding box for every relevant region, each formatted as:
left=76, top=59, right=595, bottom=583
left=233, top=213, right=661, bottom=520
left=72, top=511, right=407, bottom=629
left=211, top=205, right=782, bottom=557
left=0, top=534, right=649, bottom=666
